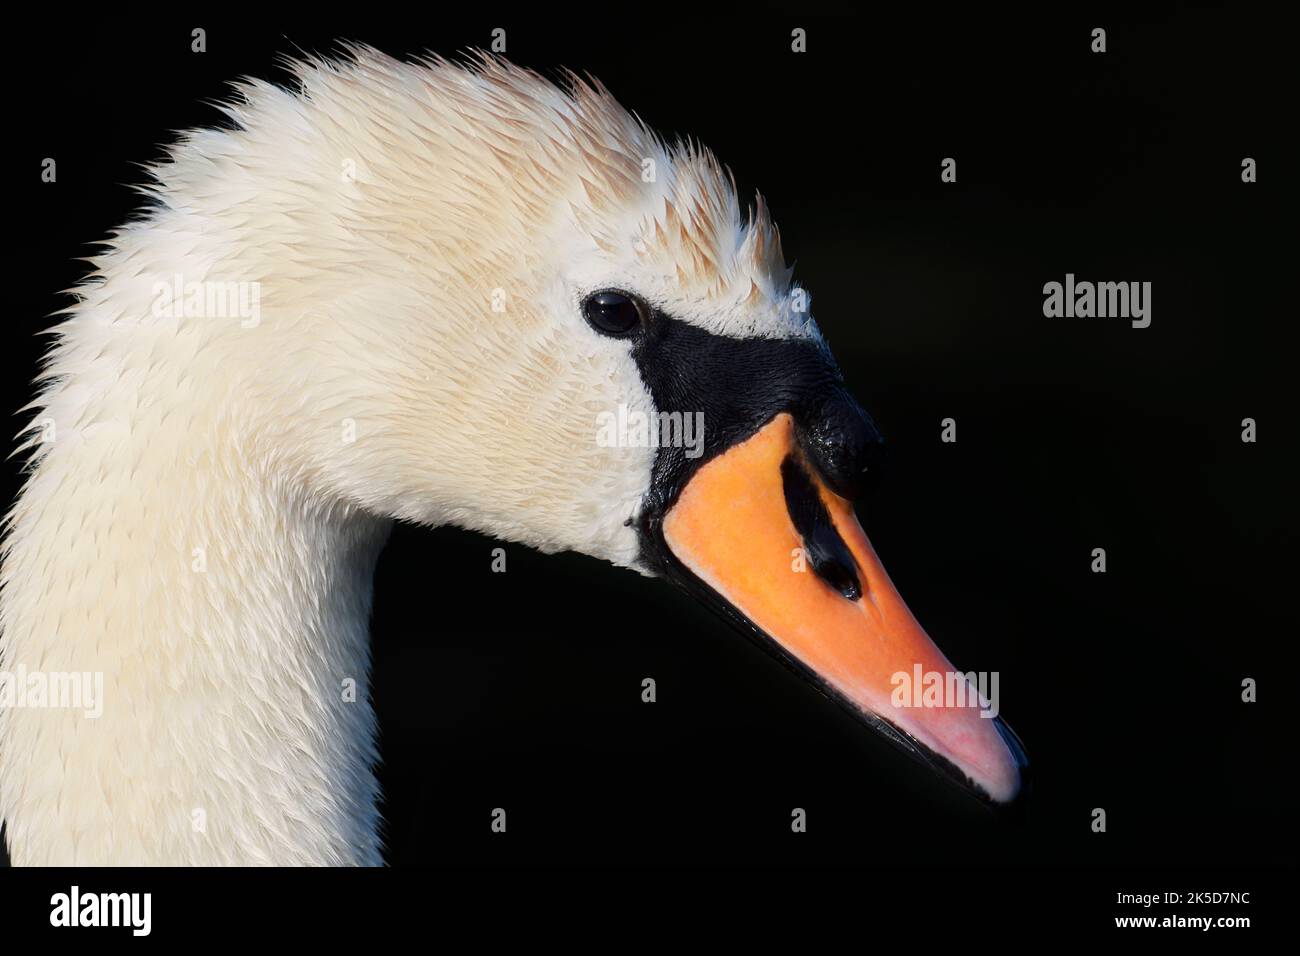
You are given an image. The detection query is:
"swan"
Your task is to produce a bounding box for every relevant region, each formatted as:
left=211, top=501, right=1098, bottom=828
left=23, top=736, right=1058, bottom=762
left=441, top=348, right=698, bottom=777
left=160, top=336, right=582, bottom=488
left=0, top=46, right=1026, bottom=865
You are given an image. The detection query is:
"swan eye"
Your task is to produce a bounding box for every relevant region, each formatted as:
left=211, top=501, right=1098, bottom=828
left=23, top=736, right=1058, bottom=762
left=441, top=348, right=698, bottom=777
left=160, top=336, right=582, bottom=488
left=583, top=290, right=646, bottom=337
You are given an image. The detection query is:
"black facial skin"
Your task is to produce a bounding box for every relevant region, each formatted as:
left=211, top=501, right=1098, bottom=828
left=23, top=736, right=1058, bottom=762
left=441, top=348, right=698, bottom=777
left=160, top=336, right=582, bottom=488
left=592, top=292, right=1030, bottom=810
left=625, top=306, right=881, bottom=558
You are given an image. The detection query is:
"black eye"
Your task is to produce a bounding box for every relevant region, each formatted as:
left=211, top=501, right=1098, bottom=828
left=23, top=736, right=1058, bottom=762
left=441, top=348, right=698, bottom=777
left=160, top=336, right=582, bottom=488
left=583, top=290, right=646, bottom=336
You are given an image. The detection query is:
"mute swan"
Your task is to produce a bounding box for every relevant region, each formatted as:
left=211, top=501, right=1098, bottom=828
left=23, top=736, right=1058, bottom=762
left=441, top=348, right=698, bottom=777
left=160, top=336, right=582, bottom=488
left=0, top=46, right=1026, bottom=865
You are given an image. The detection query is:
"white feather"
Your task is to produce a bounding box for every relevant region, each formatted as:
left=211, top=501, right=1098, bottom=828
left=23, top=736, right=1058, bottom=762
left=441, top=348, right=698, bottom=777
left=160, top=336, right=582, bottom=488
left=0, top=47, right=815, bottom=864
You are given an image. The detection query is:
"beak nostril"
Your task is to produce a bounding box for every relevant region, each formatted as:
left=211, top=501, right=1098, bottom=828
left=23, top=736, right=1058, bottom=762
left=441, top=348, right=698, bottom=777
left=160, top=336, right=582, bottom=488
left=780, top=455, right=863, bottom=602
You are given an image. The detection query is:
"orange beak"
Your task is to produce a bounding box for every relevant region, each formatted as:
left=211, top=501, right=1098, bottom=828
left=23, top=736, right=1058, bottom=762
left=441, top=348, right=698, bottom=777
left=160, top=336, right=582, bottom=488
left=661, top=413, right=1026, bottom=804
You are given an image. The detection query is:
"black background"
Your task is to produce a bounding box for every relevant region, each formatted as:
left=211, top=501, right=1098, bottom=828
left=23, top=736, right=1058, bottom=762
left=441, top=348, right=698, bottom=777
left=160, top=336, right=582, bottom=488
left=3, top=4, right=1293, bottom=892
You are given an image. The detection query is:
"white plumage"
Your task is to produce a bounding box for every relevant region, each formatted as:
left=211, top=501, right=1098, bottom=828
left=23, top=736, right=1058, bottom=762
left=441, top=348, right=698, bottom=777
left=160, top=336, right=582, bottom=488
left=0, top=47, right=814, bottom=864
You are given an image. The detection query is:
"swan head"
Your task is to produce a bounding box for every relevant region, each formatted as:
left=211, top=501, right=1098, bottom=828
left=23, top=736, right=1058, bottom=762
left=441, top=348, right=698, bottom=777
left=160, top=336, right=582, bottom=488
left=136, top=48, right=1025, bottom=806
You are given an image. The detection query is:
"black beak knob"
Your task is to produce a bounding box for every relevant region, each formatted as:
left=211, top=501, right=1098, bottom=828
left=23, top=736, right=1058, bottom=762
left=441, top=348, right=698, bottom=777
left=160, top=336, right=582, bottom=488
left=795, top=389, right=887, bottom=501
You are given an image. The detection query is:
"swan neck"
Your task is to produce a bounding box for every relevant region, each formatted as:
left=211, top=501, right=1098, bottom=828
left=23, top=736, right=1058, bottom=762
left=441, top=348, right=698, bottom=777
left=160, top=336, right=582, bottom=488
left=1, top=419, right=392, bottom=864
